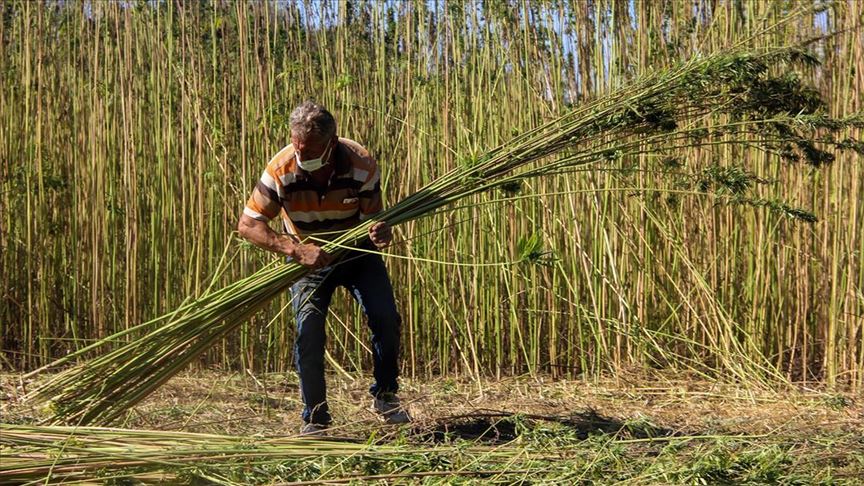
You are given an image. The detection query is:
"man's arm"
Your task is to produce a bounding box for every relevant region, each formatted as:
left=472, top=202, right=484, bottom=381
left=237, top=214, right=333, bottom=268
left=237, top=213, right=295, bottom=256
left=355, top=156, right=393, bottom=249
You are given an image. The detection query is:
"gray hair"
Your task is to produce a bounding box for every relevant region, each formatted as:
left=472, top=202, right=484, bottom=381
left=289, top=101, right=336, bottom=142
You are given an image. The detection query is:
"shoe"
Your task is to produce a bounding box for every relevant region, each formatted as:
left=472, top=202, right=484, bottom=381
left=373, top=392, right=411, bottom=424
left=299, top=422, right=328, bottom=436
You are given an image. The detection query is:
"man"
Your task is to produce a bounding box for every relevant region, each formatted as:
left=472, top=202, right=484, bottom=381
left=237, top=101, right=408, bottom=434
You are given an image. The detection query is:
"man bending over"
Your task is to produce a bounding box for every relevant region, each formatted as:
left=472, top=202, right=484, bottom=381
left=238, top=101, right=408, bottom=434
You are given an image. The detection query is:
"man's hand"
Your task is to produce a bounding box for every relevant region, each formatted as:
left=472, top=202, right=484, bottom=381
left=369, top=222, right=393, bottom=249
left=292, top=243, right=333, bottom=269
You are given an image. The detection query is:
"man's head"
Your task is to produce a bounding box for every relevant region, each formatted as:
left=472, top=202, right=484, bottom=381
left=290, top=101, right=337, bottom=171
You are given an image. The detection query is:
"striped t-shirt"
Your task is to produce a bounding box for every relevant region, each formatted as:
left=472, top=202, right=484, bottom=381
left=243, top=138, right=383, bottom=241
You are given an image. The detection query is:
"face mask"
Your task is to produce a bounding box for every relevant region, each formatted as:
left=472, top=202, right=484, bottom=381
left=296, top=144, right=333, bottom=172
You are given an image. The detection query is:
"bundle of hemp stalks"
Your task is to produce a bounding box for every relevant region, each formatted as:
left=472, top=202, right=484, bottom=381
left=0, top=424, right=409, bottom=484
left=0, top=423, right=538, bottom=484
left=23, top=47, right=862, bottom=425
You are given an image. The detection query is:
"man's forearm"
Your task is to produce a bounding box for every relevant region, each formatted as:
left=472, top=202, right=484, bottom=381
left=238, top=216, right=296, bottom=257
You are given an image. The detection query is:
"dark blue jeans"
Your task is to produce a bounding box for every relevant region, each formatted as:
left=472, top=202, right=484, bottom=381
left=291, top=247, right=401, bottom=425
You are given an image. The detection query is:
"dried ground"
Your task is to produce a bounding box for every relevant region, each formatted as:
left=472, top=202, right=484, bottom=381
left=2, top=370, right=862, bottom=484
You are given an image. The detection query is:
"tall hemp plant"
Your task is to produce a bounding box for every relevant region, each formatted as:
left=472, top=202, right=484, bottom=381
left=23, top=46, right=863, bottom=425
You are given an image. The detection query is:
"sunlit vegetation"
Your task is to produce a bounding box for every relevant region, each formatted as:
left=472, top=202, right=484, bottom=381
left=1, top=0, right=861, bottom=404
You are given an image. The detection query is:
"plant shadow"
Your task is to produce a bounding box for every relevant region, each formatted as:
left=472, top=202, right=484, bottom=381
left=413, top=408, right=679, bottom=445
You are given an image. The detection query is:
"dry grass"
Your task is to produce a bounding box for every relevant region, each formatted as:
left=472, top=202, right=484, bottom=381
left=4, top=370, right=859, bottom=438
left=3, top=372, right=862, bottom=484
